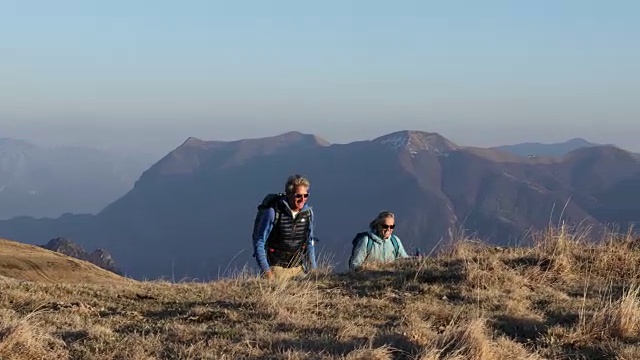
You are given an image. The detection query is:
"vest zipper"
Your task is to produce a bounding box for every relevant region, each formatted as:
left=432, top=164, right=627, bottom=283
left=292, top=211, right=297, bottom=235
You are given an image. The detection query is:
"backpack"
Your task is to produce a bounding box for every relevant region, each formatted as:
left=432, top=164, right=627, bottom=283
left=252, top=193, right=284, bottom=255
left=349, top=231, right=399, bottom=263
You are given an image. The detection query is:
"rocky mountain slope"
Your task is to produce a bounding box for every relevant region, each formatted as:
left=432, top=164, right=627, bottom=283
left=40, top=237, right=121, bottom=275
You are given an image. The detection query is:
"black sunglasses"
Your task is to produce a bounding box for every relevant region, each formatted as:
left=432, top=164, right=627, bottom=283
left=294, top=193, right=309, bottom=199
left=380, top=224, right=395, bottom=229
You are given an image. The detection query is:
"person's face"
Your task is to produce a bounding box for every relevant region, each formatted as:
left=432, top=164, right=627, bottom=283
left=379, top=217, right=395, bottom=239
left=287, top=186, right=309, bottom=211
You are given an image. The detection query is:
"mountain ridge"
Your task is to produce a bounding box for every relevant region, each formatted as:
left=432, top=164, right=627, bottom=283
left=0, top=130, right=638, bottom=280
left=373, top=130, right=458, bottom=154
left=145, top=131, right=329, bottom=177
left=494, top=137, right=603, bottom=157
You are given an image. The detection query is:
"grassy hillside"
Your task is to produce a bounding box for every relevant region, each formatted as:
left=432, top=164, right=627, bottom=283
left=2, top=226, right=640, bottom=359
left=0, top=239, right=129, bottom=285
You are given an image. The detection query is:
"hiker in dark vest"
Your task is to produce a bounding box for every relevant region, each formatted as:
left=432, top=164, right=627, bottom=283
left=349, top=211, right=408, bottom=270
left=253, top=175, right=317, bottom=280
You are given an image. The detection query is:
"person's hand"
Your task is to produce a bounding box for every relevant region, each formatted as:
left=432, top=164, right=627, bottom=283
left=263, top=270, right=274, bottom=279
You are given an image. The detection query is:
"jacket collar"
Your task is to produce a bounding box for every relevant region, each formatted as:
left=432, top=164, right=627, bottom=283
left=367, top=228, right=390, bottom=244
left=279, top=198, right=311, bottom=216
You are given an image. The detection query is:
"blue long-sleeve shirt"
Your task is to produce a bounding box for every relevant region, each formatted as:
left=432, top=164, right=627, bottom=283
left=253, top=201, right=317, bottom=273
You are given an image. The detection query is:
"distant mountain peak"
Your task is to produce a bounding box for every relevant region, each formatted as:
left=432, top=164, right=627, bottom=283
left=495, top=138, right=601, bottom=158
left=42, top=237, right=85, bottom=258
left=177, top=132, right=330, bottom=149
left=40, top=237, right=121, bottom=275
left=182, top=137, right=208, bottom=146
left=268, top=131, right=331, bottom=147
left=373, top=130, right=458, bottom=154
left=565, top=138, right=595, bottom=146
left=147, top=131, right=331, bottom=177
left=563, top=143, right=631, bottom=160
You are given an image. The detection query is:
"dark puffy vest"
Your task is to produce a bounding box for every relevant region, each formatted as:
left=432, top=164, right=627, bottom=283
left=266, top=202, right=312, bottom=267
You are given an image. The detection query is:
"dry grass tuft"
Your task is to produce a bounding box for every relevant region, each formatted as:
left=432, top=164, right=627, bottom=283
left=419, top=318, right=494, bottom=360
left=0, top=309, right=68, bottom=359
left=344, top=345, right=394, bottom=360
left=573, top=285, right=640, bottom=343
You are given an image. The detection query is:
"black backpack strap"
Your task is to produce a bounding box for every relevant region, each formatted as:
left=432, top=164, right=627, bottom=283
left=270, top=194, right=284, bottom=228
left=273, top=206, right=281, bottom=227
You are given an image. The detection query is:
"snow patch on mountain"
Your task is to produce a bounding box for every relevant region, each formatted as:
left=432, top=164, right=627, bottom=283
left=373, top=130, right=458, bottom=156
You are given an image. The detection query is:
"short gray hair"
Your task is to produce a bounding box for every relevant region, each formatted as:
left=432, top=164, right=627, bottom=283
left=369, top=211, right=395, bottom=229
left=284, top=174, right=310, bottom=194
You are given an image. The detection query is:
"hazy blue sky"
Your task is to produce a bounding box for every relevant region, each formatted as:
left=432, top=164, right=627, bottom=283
left=1, top=0, right=639, bottom=154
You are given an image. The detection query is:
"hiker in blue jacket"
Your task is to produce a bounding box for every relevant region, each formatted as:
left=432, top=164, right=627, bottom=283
left=349, top=211, right=409, bottom=270
left=253, top=175, right=317, bottom=280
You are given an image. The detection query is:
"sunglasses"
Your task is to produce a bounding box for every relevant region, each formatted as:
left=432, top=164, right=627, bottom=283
left=380, top=224, right=395, bottom=229
left=294, top=193, right=309, bottom=199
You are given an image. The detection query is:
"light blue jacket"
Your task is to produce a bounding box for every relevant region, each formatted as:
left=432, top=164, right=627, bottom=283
left=349, top=229, right=409, bottom=270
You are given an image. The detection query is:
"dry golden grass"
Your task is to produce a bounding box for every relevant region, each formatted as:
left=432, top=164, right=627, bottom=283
left=2, top=225, right=640, bottom=359
left=0, top=239, right=130, bottom=285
